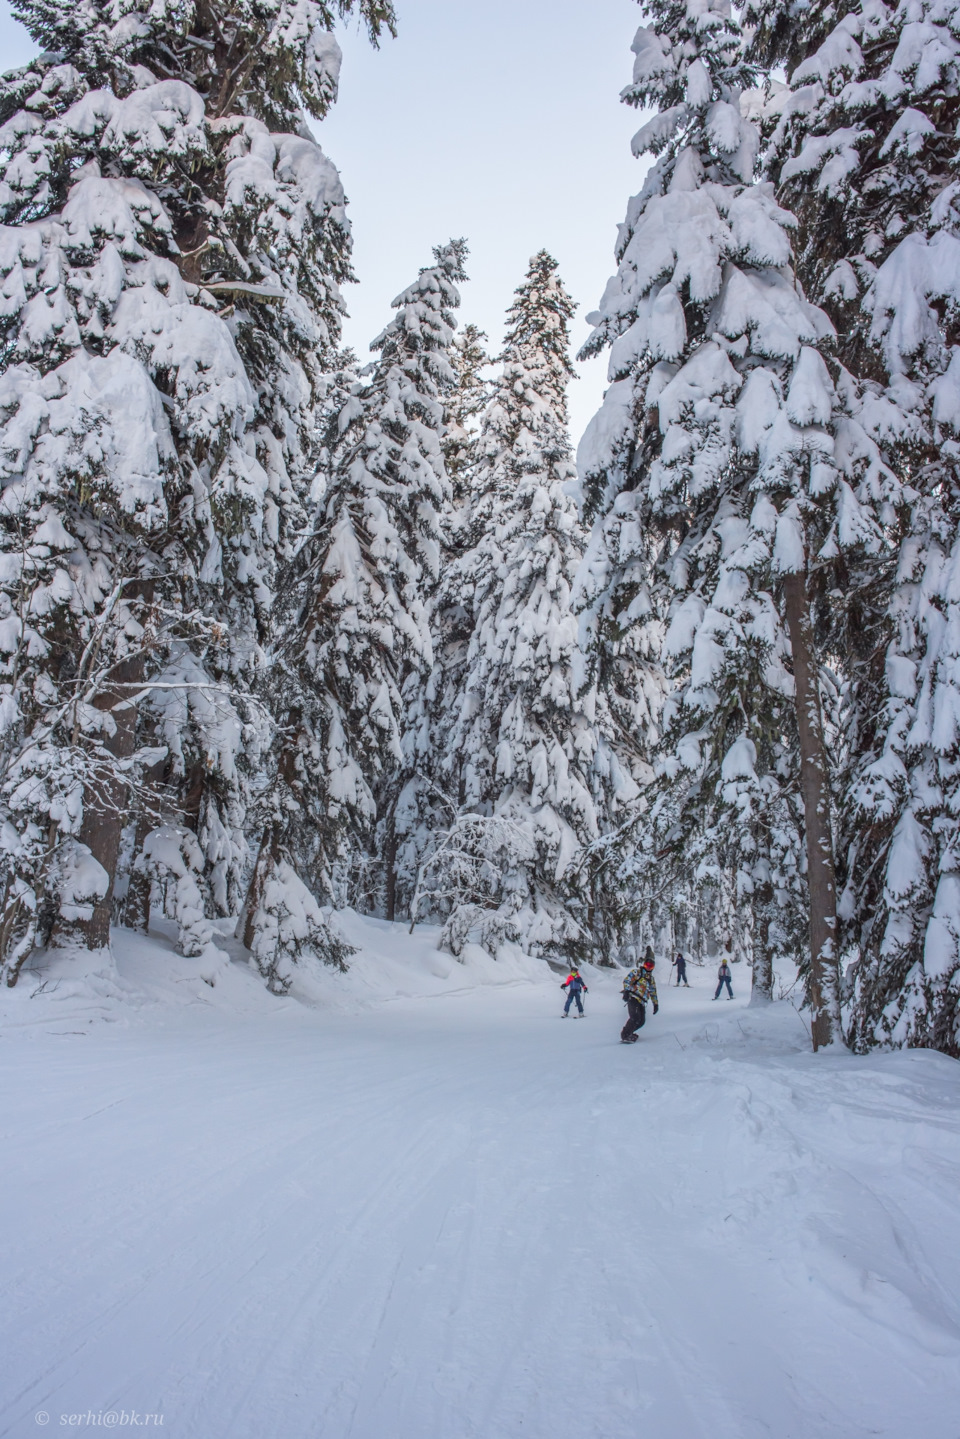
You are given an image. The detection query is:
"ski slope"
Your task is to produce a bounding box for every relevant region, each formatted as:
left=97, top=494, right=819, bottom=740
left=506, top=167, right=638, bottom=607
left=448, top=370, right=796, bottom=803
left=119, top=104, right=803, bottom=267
left=2, top=918, right=959, bottom=1439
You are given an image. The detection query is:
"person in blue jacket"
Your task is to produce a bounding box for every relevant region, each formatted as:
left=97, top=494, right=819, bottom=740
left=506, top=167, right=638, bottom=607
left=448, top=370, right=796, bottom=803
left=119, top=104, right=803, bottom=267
left=561, top=967, right=588, bottom=1016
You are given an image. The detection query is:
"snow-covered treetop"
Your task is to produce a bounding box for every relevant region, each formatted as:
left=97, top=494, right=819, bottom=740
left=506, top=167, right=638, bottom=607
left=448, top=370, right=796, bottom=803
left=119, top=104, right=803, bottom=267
left=441, top=250, right=583, bottom=748
left=443, top=323, right=491, bottom=500
left=362, top=238, right=468, bottom=556
left=8, top=0, right=396, bottom=127
left=500, top=250, right=576, bottom=408
left=577, top=0, right=839, bottom=529
left=369, top=239, right=468, bottom=415
left=321, top=238, right=467, bottom=701
left=0, top=38, right=356, bottom=590
left=472, top=252, right=577, bottom=510
left=436, top=252, right=581, bottom=712
left=617, top=0, right=756, bottom=177
left=580, top=0, right=768, bottom=398
left=0, top=0, right=372, bottom=374
left=756, top=0, right=960, bottom=402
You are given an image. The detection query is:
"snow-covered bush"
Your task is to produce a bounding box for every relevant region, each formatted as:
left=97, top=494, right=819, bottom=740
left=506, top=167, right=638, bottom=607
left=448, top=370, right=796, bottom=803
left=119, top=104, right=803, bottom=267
left=244, top=858, right=352, bottom=996
left=135, top=826, right=213, bottom=958
left=54, top=838, right=110, bottom=929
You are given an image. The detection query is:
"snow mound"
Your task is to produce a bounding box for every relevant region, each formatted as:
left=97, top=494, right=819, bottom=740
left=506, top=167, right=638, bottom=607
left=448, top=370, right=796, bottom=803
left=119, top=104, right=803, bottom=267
left=325, top=913, right=554, bottom=1008
left=0, top=910, right=559, bottom=1035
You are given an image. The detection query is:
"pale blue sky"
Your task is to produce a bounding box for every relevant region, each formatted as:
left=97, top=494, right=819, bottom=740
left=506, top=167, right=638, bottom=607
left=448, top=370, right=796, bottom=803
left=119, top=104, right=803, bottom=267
left=0, top=0, right=648, bottom=442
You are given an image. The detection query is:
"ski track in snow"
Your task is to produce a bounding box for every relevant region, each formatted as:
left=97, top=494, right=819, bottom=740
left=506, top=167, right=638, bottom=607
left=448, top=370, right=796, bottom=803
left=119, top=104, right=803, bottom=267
left=2, top=922, right=960, bottom=1439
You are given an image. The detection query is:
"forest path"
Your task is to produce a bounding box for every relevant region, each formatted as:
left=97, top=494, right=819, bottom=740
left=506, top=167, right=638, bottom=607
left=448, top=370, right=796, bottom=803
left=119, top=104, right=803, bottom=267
left=2, top=946, right=960, bottom=1439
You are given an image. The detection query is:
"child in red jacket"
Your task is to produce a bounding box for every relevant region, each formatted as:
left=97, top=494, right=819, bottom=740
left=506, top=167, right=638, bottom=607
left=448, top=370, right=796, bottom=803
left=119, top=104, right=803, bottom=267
left=561, top=968, right=588, bottom=1016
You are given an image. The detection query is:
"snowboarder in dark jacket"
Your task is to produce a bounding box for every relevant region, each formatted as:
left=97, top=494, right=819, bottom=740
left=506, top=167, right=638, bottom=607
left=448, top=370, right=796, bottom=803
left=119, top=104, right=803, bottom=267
left=620, top=950, right=659, bottom=1042
left=561, top=968, right=588, bottom=1016
left=672, top=951, right=690, bottom=986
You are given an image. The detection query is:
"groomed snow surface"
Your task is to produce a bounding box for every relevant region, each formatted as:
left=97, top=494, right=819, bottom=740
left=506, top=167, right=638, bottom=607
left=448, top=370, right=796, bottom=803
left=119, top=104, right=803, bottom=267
left=2, top=916, right=959, bottom=1439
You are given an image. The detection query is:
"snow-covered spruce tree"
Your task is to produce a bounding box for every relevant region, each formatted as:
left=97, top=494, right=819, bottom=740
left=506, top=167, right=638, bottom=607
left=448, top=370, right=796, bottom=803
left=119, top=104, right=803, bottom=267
left=577, top=0, right=898, bottom=1041
left=750, top=0, right=960, bottom=1052
left=0, top=0, right=392, bottom=979
left=416, top=251, right=627, bottom=961
left=443, top=323, right=492, bottom=504
left=239, top=241, right=467, bottom=972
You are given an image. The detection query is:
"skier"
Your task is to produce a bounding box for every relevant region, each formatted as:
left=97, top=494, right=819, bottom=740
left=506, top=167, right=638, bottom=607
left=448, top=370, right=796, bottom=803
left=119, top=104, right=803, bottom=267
left=672, top=951, right=690, bottom=987
left=713, top=950, right=734, bottom=1001
left=620, top=949, right=658, bottom=1043
left=561, top=967, right=588, bottom=1016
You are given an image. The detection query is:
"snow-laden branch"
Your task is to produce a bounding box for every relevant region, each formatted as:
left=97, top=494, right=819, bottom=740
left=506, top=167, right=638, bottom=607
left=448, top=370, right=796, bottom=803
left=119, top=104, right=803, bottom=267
left=408, top=813, right=534, bottom=933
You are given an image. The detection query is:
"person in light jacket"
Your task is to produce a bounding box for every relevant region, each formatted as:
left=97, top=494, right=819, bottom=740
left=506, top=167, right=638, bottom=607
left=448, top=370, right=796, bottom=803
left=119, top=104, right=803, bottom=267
left=714, top=951, right=734, bottom=1000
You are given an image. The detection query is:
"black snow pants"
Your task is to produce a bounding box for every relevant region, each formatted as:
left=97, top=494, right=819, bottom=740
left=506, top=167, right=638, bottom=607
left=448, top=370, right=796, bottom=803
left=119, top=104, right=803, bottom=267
left=621, top=995, right=646, bottom=1041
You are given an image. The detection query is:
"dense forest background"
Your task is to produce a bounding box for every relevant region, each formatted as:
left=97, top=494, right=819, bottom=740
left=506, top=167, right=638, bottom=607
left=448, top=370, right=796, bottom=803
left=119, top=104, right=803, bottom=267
left=1, top=0, right=959, bottom=1057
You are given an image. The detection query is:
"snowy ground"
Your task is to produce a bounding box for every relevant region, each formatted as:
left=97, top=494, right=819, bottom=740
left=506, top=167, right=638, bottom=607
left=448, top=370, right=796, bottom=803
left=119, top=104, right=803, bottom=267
left=2, top=918, right=959, bottom=1439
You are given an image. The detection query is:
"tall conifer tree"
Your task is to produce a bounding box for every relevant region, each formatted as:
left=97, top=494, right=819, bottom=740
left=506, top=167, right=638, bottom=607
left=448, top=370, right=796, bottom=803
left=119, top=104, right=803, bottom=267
left=578, top=0, right=895, bottom=1042
left=0, top=0, right=393, bottom=980
left=417, top=253, right=628, bottom=959
left=240, top=241, right=466, bottom=981
left=749, top=0, right=960, bottom=1052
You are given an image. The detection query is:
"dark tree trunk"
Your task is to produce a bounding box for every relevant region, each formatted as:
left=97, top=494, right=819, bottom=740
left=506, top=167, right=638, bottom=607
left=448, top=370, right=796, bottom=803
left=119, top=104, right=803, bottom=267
left=236, top=725, right=304, bottom=949
left=238, top=826, right=279, bottom=952
left=181, top=762, right=206, bottom=834
left=53, top=654, right=142, bottom=951
left=122, top=750, right=166, bottom=933
left=750, top=876, right=774, bottom=1005
left=122, top=809, right=154, bottom=933
left=377, top=776, right=401, bottom=924
left=783, top=569, right=844, bottom=1049
left=383, top=819, right=398, bottom=923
